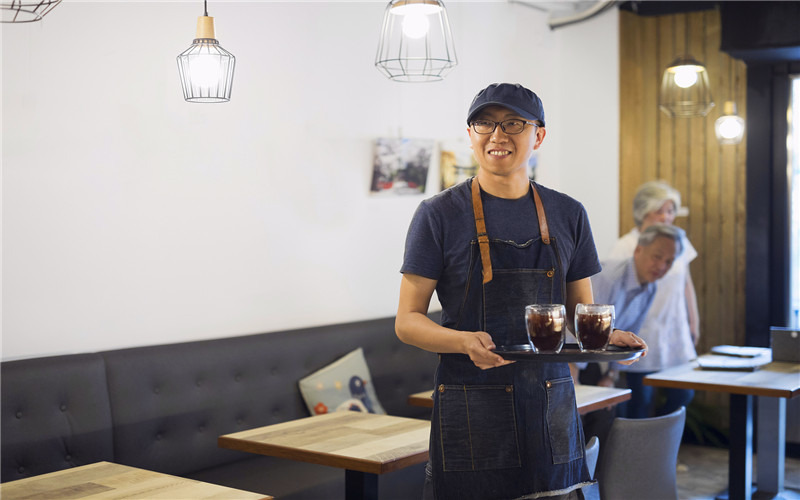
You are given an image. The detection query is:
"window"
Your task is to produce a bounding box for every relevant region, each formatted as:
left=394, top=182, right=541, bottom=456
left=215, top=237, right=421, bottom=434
left=790, top=75, right=800, bottom=328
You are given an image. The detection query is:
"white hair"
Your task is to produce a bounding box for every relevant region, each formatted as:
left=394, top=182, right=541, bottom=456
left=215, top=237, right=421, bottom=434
left=637, top=224, right=684, bottom=257
left=632, top=181, right=682, bottom=227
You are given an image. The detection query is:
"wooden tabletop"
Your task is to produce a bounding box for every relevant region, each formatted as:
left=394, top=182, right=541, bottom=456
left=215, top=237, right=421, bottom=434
left=407, top=384, right=632, bottom=414
left=644, top=360, right=800, bottom=399
left=219, top=411, right=430, bottom=475
left=0, top=461, right=270, bottom=500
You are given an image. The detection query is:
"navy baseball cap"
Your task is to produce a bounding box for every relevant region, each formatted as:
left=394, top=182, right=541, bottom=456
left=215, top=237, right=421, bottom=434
left=467, top=83, right=546, bottom=127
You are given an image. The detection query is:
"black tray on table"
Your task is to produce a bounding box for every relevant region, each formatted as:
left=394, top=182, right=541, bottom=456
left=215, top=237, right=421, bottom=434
left=494, top=343, right=645, bottom=363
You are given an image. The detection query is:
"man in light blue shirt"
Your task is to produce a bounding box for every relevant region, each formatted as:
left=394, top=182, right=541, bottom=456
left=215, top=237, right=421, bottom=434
left=588, top=224, right=684, bottom=420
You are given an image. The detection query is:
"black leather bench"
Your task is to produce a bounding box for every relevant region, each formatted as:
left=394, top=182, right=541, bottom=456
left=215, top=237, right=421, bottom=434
left=2, top=314, right=439, bottom=499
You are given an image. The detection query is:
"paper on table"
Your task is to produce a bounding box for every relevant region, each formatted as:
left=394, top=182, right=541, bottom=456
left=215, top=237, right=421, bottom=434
left=710, top=345, right=772, bottom=358
left=697, top=352, right=772, bottom=371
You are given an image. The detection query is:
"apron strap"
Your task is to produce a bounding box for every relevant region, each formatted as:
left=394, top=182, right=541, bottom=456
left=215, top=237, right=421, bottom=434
left=471, top=177, right=493, bottom=284
left=470, top=177, right=551, bottom=285
left=530, top=182, right=551, bottom=245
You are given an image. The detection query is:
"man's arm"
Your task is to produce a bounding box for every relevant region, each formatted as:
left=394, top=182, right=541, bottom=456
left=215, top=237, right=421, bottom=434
left=395, top=273, right=512, bottom=370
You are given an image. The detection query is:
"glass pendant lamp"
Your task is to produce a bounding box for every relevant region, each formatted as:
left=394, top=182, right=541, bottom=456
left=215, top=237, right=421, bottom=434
left=2, top=0, right=61, bottom=23
left=658, top=16, right=713, bottom=117
left=659, top=55, right=714, bottom=117
left=375, top=0, right=458, bottom=82
left=176, top=0, right=235, bottom=103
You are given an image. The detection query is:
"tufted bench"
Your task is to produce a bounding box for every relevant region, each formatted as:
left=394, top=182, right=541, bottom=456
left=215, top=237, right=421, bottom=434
left=1, top=314, right=439, bottom=499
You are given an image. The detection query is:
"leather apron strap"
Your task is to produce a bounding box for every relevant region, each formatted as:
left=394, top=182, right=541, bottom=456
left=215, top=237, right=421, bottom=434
left=471, top=176, right=551, bottom=285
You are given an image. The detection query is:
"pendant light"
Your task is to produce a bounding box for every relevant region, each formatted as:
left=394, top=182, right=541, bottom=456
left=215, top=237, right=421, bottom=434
left=375, top=0, right=458, bottom=82
left=2, top=0, right=61, bottom=23
left=658, top=16, right=713, bottom=117
left=714, top=62, right=745, bottom=145
left=715, top=102, right=745, bottom=144
left=176, top=0, right=235, bottom=103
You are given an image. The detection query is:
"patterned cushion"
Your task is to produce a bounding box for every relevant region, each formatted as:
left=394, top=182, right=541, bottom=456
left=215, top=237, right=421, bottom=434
left=298, top=348, right=386, bottom=415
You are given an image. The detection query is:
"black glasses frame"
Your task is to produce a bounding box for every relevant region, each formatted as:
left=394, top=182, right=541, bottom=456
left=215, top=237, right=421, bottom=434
left=470, top=119, right=538, bottom=135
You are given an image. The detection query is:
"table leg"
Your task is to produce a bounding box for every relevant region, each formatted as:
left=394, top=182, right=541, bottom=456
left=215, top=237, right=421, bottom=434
left=345, top=469, right=378, bottom=500
left=728, top=394, right=754, bottom=500
left=756, top=396, right=786, bottom=495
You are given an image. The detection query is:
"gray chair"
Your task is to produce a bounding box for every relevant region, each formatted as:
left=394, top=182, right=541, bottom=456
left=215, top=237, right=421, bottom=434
left=595, top=406, right=686, bottom=500
left=582, top=436, right=600, bottom=500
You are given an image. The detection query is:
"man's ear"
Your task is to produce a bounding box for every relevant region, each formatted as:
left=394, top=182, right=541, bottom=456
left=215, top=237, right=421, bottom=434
left=533, top=127, right=547, bottom=150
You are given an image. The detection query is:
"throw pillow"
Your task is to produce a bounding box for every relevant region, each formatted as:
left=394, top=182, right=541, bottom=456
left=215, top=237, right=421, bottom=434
left=298, top=347, right=386, bottom=415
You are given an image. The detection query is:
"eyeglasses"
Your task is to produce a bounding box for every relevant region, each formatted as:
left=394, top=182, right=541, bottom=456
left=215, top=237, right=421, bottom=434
left=470, top=119, right=538, bottom=135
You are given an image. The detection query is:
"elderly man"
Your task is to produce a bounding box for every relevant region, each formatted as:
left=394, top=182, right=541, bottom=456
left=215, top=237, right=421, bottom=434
left=590, top=223, right=685, bottom=419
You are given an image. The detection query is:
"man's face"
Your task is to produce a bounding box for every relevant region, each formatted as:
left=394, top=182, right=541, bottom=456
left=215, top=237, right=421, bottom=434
left=468, top=105, right=545, bottom=179
left=634, top=235, right=678, bottom=283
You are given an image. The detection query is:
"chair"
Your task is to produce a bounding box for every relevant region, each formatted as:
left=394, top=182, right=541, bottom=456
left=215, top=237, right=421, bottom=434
left=595, top=406, right=686, bottom=500
left=581, top=436, right=600, bottom=500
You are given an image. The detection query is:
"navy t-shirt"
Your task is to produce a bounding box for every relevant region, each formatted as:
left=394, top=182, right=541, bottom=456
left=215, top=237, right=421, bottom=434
left=401, top=179, right=601, bottom=328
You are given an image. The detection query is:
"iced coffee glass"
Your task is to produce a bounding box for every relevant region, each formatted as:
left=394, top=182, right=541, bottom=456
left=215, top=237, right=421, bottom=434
left=575, top=304, right=615, bottom=352
left=525, top=304, right=566, bottom=354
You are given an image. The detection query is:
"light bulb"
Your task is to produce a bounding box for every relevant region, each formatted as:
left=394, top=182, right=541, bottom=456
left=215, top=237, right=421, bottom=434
left=189, top=55, right=221, bottom=88
left=673, top=66, right=698, bottom=88
left=402, top=12, right=430, bottom=39
left=718, top=118, right=743, bottom=139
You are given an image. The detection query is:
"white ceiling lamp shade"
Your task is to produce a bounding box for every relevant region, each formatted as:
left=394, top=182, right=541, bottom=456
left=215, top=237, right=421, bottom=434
left=2, top=0, right=61, bottom=23
left=659, top=55, right=714, bottom=117
left=375, top=0, right=458, bottom=82
left=176, top=1, right=235, bottom=103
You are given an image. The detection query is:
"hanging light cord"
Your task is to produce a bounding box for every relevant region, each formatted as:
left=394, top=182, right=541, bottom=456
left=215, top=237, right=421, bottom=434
left=204, top=0, right=208, bottom=17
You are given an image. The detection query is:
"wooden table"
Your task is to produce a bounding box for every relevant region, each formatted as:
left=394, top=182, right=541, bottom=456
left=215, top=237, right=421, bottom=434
left=0, top=461, right=270, bottom=499
left=645, top=359, right=800, bottom=500
left=219, top=411, right=430, bottom=500
left=407, top=384, right=632, bottom=414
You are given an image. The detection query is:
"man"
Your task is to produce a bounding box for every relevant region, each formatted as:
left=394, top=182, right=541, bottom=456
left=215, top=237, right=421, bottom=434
left=591, top=224, right=686, bottom=419
left=395, top=83, right=647, bottom=500
left=581, top=224, right=683, bottom=439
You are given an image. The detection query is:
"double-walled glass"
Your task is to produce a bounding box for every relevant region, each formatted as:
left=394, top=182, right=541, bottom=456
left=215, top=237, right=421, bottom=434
left=575, top=304, right=615, bottom=352
left=525, top=304, right=566, bottom=354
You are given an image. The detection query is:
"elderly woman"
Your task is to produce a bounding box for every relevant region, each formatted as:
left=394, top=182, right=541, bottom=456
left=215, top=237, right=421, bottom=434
left=607, top=181, right=699, bottom=418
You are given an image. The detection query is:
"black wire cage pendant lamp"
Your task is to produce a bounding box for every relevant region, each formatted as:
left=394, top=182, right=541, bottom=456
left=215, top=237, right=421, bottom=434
left=658, top=16, right=713, bottom=117
left=375, top=0, right=458, bottom=82
left=2, top=0, right=61, bottom=23
left=176, top=0, right=236, bottom=103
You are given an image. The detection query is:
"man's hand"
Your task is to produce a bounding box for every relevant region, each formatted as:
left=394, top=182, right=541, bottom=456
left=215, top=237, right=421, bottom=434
left=609, top=329, right=647, bottom=365
left=462, top=331, right=514, bottom=370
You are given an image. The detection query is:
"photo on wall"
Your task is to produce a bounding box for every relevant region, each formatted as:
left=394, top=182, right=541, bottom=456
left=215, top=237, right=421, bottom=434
left=370, top=138, right=433, bottom=195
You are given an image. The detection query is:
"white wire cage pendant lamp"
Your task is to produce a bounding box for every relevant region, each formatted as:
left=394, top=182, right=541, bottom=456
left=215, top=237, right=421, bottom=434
left=2, top=0, right=61, bottom=23
left=375, top=0, right=458, bottom=82
left=176, top=0, right=236, bottom=103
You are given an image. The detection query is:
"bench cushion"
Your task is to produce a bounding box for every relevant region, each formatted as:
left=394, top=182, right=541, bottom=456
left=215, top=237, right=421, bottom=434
left=1, top=353, right=114, bottom=482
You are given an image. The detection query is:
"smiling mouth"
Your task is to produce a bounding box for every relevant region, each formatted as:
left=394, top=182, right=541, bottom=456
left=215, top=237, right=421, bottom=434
left=489, top=150, right=511, bottom=157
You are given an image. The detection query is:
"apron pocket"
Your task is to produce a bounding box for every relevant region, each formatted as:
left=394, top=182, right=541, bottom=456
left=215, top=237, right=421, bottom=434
left=438, top=384, right=521, bottom=471
left=545, top=376, right=583, bottom=464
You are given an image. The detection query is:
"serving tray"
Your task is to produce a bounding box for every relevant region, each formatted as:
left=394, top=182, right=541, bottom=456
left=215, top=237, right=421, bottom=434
left=494, top=343, right=645, bottom=363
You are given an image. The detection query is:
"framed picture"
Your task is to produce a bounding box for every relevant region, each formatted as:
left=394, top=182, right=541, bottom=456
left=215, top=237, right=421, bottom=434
left=370, top=138, right=433, bottom=195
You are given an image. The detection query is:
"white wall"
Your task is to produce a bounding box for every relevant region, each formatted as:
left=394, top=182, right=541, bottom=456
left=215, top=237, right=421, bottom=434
left=1, top=1, right=619, bottom=360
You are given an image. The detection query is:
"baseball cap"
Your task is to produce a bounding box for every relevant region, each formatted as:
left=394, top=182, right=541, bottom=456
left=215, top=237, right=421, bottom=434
left=466, top=83, right=546, bottom=127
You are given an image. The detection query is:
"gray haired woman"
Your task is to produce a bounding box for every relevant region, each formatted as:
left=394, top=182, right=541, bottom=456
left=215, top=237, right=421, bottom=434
left=608, top=180, right=699, bottom=418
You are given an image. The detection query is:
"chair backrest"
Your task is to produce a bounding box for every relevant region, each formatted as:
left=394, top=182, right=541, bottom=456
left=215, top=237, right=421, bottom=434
left=582, top=436, right=601, bottom=500
left=595, top=406, right=686, bottom=500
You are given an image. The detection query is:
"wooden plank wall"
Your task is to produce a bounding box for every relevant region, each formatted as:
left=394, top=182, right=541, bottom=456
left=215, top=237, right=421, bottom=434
left=619, top=8, right=747, bottom=427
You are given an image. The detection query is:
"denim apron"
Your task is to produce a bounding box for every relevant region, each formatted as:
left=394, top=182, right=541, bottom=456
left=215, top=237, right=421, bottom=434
left=428, top=177, right=590, bottom=500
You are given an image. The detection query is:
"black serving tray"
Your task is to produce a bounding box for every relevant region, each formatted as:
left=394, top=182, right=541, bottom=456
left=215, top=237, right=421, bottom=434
left=494, top=343, right=645, bottom=363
